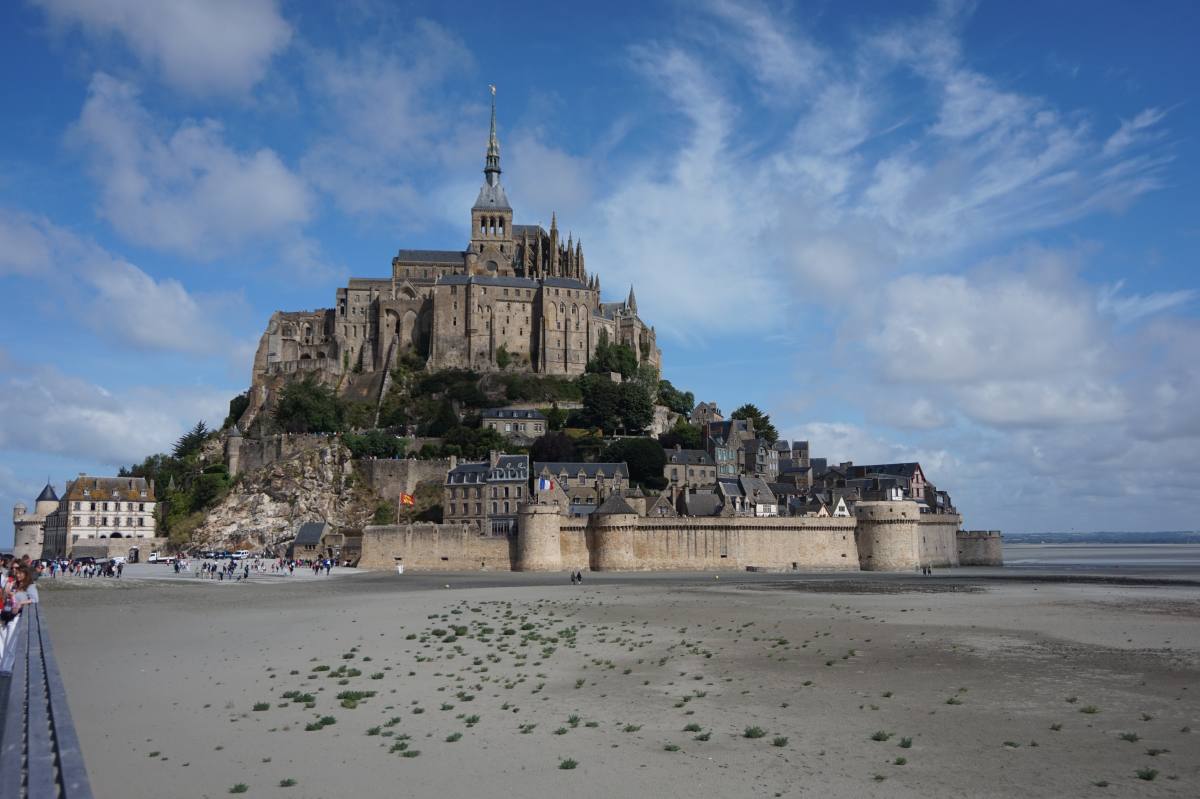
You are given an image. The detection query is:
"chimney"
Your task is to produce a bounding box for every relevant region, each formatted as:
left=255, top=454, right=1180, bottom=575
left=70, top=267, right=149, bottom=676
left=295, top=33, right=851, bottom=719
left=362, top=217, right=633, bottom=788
left=489, top=450, right=500, bottom=468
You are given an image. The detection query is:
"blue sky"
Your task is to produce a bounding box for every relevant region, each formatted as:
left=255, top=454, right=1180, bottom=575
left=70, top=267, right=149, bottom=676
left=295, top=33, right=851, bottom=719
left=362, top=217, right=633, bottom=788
left=2, top=0, right=1198, bottom=545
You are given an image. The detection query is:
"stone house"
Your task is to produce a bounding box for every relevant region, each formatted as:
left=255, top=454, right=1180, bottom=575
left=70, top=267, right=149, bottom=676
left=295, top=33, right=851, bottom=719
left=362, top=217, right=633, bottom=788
left=480, top=408, right=546, bottom=444
left=444, top=452, right=529, bottom=536
left=42, top=475, right=158, bottom=558
left=717, top=476, right=778, bottom=517
left=689, top=401, right=723, bottom=427
left=532, top=462, right=629, bottom=516
left=663, top=446, right=717, bottom=490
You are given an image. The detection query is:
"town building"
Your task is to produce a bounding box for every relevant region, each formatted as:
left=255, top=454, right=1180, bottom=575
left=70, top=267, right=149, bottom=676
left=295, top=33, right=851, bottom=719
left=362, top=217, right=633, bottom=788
left=663, top=446, right=717, bottom=490
left=689, top=401, right=723, bottom=427
left=531, top=462, right=629, bottom=516
left=480, top=408, right=546, bottom=444
left=41, top=475, right=158, bottom=558
left=443, top=452, right=529, bottom=536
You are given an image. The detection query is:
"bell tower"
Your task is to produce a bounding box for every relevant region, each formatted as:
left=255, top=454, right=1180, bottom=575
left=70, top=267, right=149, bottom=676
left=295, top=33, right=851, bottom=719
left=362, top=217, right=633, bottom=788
left=470, top=85, right=514, bottom=274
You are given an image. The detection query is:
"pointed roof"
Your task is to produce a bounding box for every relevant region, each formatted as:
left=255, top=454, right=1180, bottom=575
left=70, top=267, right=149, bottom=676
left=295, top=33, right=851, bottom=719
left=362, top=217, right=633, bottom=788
left=228, top=423, right=242, bottom=439
left=474, top=85, right=511, bottom=211
left=595, top=492, right=636, bottom=515
left=36, top=483, right=58, bottom=503
left=626, top=286, right=637, bottom=314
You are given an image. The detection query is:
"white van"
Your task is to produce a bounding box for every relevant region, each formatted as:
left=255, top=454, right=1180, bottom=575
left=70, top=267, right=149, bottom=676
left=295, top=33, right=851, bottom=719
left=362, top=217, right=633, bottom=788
left=233, top=550, right=251, bottom=560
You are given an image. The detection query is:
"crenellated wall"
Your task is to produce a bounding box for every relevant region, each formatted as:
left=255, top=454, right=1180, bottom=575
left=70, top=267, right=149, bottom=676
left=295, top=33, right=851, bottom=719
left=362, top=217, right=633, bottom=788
left=957, top=530, right=1004, bottom=566
left=356, top=502, right=989, bottom=573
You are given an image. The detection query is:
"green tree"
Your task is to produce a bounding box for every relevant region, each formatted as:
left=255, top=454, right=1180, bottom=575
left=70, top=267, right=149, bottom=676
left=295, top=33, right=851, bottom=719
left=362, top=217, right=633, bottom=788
left=172, top=421, right=209, bottom=458
left=425, top=399, right=460, bottom=437
left=617, top=381, right=654, bottom=433
left=731, top=403, right=778, bottom=443
left=586, top=331, right=639, bottom=378
left=273, top=377, right=345, bottom=433
left=657, top=379, right=695, bottom=415
left=579, top=374, right=621, bottom=432
left=604, top=437, right=667, bottom=490
left=223, top=393, right=250, bottom=429
left=495, top=344, right=512, bottom=370
left=659, top=419, right=702, bottom=450
left=543, top=404, right=569, bottom=431
left=529, top=432, right=578, bottom=463
left=345, top=430, right=407, bottom=459
left=441, top=426, right=510, bottom=459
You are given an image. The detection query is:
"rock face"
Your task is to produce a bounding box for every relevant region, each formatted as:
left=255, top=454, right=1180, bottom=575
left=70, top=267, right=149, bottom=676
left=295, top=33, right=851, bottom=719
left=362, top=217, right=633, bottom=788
left=195, top=439, right=376, bottom=552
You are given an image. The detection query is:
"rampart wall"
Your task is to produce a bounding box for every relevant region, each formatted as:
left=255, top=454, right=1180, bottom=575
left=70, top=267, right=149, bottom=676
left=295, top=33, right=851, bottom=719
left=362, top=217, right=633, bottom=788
left=918, top=515, right=963, bottom=568
left=236, top=433, right=340, bottom=474
left=359, top=523, right=513, bottom=571
left=956, top=530, right=1004, bottom=566
left=359, top=458, right=454, bottom=501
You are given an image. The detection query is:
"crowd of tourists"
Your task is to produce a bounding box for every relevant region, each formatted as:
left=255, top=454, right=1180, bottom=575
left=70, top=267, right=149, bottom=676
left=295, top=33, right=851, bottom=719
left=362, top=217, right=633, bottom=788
left=1, top=554, right=42, bottom=652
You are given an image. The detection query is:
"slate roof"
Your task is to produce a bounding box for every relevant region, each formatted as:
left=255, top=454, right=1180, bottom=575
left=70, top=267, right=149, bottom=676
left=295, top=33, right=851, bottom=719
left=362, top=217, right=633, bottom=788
left=534, top=462, right=629, bottom=480
left=595, top=493, right=636, bottom=515
left=447, top=455, right=529, bottom=484
left=473, top=181, right=511, bottom=211
left=666, top=448, right=714, bottom=466
left=36, top=483, right=59, bottom=503
left=739, top=475, right=777, bottom=503
left=680, top=492, right=723, bottom=517
left=847, top=463, right=923, bottom=480
left=394, top=249, right=466, bottom=264
left=482, top=408, right=546, bottom=421
left=294, top=521, right=330, bottom=547
left=66, top=476, right=154, bottom=501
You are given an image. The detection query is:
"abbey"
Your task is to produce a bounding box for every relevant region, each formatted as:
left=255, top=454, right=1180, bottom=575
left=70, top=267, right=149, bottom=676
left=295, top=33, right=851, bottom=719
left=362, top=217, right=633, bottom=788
left=246, top=89, right=659, bottom=422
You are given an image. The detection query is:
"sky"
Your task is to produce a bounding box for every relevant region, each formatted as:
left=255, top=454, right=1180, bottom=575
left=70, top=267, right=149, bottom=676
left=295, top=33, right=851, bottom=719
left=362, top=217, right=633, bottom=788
left=1, top=0, right=1198, bottom=546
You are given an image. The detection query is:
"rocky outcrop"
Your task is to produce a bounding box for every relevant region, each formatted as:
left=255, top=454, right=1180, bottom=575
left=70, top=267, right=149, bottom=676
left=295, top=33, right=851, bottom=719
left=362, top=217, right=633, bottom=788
left=194, top=439, right=377, bottom=551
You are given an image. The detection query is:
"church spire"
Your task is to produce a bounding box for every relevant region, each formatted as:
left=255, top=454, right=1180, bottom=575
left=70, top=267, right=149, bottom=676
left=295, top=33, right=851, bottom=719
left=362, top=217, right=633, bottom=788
left=627, top=286, right=638, bottom=314
left=484, top=84, right=501, bottom=187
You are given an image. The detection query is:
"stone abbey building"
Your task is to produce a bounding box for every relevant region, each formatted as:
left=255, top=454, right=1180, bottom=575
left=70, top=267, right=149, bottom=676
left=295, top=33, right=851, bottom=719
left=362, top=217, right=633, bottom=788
left=245, top=89, right=660, bottom=424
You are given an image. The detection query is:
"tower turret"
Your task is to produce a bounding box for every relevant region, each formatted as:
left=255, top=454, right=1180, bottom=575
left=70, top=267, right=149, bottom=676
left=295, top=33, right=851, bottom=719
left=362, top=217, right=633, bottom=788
left=470, top=85, right=514, bottom=265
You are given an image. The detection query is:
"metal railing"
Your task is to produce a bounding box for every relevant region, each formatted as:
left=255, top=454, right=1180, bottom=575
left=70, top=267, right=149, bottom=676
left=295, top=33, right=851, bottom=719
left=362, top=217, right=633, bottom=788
left=0, top=604, right=94, bottom=798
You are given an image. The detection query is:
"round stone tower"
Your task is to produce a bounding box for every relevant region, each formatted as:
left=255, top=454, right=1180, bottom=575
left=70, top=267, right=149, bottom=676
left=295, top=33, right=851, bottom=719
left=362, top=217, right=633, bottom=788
left=226, top=424, right=244, bottom=477
left=13, top=501, right=26, bottom=523
left=516, top=501, right=563, bottom=571
left=854, top=500, right=921, bottom=572
left=589, top=493, right=640, bottom=571
left=956, top=530, right=1004, bottom=566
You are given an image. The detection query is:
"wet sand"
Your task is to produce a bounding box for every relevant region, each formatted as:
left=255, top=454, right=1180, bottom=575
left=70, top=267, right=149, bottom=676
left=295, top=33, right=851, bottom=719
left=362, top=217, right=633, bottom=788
left=41, top=568, right=1200, bottom=798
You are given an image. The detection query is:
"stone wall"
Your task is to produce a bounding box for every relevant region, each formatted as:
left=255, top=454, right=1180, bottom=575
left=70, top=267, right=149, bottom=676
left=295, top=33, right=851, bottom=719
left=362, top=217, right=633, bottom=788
left=918, top=515, right=963, bottom=568
left=359, top=523, right=513, bottom=571
left=590, top=515, right=859, bottom=571
left=237, top=433, right=340, bottom=475
left=353, top=502, right=994, bottom=574
left=957, top=530, right=1004, bottom=566
left=359, top=458, right=453, bottom=502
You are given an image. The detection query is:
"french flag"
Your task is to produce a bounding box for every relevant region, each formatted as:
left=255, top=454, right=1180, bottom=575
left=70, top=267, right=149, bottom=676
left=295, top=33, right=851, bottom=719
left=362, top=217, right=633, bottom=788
left=537, top=478, right=555, bottom=491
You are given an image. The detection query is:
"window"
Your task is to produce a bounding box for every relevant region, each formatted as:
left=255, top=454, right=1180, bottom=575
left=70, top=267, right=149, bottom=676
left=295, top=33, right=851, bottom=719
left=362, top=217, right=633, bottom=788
left=491, top=502, right=498, bottom=514
left=139, top=518, right=145, bottom=527
left=73, top=501, right=80, bottom=510
left=73, top=516, right=80, bottom=525
left=503, top=501, right=510, bottom=513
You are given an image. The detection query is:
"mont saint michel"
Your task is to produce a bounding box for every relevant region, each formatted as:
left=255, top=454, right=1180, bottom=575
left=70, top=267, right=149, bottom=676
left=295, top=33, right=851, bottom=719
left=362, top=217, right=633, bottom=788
left=3, top=3, right=1199, bottom=799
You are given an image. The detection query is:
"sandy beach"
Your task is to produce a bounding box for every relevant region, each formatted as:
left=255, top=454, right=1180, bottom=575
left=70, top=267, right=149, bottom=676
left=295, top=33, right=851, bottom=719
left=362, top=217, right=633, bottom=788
left=40, top=566, right=1200, bottom=798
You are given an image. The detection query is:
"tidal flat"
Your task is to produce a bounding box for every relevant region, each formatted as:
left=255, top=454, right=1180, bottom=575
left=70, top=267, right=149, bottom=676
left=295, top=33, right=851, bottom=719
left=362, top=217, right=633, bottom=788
left=44, top=569, right=1200, bottom=798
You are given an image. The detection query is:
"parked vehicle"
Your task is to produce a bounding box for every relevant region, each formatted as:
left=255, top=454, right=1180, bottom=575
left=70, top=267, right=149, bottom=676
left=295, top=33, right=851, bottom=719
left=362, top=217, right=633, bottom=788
left=147, top=551, right=176, bottom=564
left=233, top=550, right=250, bottom=560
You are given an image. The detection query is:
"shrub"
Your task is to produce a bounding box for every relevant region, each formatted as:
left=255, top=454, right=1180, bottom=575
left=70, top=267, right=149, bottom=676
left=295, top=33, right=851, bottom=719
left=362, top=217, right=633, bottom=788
left=683, top=723, right=702, bottom=732
left=252, top=702, right=270, bottom=712
left=663, top=743, right=681, bottom=752
left=445, top=732, right=463, bottom=742
left=229, top=785, right=248, bottom=794
left=1119, top=732, right=1140, bottom=742
left=871, top=731, right=893, bottom=742
left=894, top=756, right=907, bottom=766
left=772, top=736, right=789, bottom=747
left=559, top=758, right=578, bottom=770
left=899, top=737, right=913, bottom=748
left=744, top=726, right=767, bottom=739
left=1136, top=768, right=1158, bottom=781
left=279, top=778, right=297, bottom=787
left=1080, top=705, right=1100, bottom=714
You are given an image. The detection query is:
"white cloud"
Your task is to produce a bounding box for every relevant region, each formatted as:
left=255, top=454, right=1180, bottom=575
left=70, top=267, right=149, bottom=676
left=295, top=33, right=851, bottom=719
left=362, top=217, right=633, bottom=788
left=1097, top=280, right=1195, bottom=324
left=0, top=364, right=228, bottom=466
left=69, top=73, right=312, bottom=257
left=0, top=213, right=56, bottom=276
left=1103, top=107, right=1168, bottom=157
left=0, top=210, right=246, bottom=356
left=32, top=0, right=291, bottom=96
left=299, top=22, right=475, bottom=226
